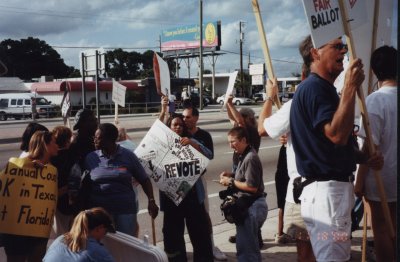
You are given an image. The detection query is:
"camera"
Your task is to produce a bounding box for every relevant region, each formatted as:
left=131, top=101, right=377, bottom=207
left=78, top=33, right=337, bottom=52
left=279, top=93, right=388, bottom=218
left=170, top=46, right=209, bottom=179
left=219, top=185, right=236, bottom=200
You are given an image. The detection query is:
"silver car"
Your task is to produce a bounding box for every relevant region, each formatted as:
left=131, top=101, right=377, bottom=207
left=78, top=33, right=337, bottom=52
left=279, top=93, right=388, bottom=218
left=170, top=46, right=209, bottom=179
left=216, top=94, right=253, bottom=105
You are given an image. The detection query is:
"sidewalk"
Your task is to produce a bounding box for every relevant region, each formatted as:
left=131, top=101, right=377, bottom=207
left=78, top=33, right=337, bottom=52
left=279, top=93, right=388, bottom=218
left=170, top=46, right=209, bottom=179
left=156, top=208, right=368, bottom=261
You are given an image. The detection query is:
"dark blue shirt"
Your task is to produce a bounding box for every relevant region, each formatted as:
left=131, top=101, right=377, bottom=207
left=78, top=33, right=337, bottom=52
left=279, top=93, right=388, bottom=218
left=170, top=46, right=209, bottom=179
left=85, top=145, right=148, bottom=214
left=289, top=73, right=356, bottom=178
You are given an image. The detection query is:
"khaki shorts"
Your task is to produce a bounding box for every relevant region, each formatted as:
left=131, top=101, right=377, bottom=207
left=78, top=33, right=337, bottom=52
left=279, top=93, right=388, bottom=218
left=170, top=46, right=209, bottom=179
left=283, top=201, right=309, bottom=241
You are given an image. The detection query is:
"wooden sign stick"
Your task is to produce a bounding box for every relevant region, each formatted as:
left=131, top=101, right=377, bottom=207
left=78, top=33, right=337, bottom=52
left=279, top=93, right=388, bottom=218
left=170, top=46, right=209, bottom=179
left=251, top=0, right=281, bottom=109
left=339, top=0, right=394, bottom=239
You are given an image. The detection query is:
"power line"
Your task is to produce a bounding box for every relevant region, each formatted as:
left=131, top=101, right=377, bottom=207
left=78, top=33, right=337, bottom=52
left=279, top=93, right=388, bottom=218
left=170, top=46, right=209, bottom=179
left=221, top=49, right=301, bottom=65
left=51, top=45, right=159, bottom=50
left=0, top=4, right=192, bottom=26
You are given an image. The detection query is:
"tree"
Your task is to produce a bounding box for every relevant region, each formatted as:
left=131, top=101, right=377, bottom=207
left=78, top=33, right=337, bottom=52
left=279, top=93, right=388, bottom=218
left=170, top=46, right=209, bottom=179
left=0, top=37, right=74, bottom=80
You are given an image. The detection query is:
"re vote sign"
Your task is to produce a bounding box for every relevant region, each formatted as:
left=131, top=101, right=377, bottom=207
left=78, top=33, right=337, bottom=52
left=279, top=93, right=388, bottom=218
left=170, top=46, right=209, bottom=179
left=0, top=158, right=57, bottom=238
left=135, top=119, right=210, bottom=206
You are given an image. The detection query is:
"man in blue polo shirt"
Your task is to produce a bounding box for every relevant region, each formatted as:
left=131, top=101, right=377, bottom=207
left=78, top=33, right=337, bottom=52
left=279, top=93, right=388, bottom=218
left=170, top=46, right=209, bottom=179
left=290, top=35, right=381, bottom=261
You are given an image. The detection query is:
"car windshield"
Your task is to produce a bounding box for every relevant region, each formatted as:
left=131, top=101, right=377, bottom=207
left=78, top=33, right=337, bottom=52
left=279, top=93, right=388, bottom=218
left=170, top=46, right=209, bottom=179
left=36, top=98, right=49, bottom=105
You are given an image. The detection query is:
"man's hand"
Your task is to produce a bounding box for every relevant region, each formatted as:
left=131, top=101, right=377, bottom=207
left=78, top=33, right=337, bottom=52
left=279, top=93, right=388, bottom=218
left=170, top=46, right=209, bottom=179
left=344, top=58, right=365, bottom=92
left=279, top=134, right=288, bottom=145
left=226, top=95, right=234, bottom=105
left=148, top=199, right=159, bottom=219
left=366, top=150, right=384, bottom=170
left=266, top=77, right=278, bottom=99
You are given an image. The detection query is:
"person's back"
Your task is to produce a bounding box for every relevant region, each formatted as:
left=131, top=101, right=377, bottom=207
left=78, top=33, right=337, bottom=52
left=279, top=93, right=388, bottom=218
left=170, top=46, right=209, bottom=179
left=43, top=207, right=115, bottom=262
left=44, top=235, right=114, bottom=262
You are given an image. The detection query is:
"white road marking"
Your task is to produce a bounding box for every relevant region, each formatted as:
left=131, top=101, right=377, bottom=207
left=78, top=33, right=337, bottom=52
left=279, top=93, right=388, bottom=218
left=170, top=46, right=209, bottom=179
left=138, top=180, right=276, bottom=215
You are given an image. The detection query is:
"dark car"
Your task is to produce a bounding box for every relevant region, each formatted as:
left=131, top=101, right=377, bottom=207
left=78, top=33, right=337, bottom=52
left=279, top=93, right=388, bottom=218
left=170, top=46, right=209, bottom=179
left=188, top=93, right=208, bottom=108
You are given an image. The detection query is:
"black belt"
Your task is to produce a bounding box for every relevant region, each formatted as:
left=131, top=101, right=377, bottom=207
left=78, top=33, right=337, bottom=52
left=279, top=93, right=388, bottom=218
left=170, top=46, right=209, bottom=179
left=309, top=174, right=354, bottom=183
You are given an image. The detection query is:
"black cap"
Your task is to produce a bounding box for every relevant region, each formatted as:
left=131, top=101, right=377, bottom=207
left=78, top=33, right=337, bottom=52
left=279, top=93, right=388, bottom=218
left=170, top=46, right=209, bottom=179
left=73, top=109, right=94, bottom=131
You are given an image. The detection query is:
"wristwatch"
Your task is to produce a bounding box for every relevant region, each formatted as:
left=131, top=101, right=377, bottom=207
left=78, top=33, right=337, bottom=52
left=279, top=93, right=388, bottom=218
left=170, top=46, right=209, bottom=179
left=266, top=96, right=273, bottom=102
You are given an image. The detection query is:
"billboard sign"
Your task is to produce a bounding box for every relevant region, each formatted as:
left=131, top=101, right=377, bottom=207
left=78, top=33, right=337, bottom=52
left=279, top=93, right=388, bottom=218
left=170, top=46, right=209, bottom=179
left=161, top=21, right=221, bottom=52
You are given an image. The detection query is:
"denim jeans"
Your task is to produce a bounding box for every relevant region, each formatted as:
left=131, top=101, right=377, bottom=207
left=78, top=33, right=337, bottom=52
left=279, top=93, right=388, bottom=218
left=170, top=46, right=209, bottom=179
left=236, top=197, right=268, bottom=262
left=113, top=213, right=136, bottom=236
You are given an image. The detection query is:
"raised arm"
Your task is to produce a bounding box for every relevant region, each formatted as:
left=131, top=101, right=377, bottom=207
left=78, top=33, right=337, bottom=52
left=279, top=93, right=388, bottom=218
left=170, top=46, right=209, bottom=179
left=226, top=95, right=245, bottom=127
left=258, top=78, right=278, bottom=136
left=158, top=96, right=168, bottom=123
left=323, top=58, right=365, bottom=145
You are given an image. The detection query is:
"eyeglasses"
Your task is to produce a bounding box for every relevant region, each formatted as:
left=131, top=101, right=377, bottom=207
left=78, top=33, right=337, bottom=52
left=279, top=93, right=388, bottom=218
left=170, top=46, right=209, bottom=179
left=327, top=43, right=348, bottom=50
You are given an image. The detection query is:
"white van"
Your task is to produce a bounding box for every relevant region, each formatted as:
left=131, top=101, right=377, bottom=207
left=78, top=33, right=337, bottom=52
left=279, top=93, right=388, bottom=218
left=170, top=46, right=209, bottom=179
left=0, top=93, right=56, bottom=121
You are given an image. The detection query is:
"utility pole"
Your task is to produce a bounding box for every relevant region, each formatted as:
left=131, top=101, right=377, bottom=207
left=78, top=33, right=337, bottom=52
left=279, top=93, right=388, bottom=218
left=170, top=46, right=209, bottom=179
left=239, top=21, right=244, bottom=96
left=199, top=0, right=204, bottom=109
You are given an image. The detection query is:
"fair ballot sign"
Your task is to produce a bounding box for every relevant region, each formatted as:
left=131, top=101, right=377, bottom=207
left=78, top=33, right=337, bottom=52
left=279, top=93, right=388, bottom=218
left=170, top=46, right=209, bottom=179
left=302, top=0, right=369, bottom=48
left=135, top=120, right=210, bottom=206
left=0, top=158, right=57, bottom=238
left=302, top=0, right=344, bottom=48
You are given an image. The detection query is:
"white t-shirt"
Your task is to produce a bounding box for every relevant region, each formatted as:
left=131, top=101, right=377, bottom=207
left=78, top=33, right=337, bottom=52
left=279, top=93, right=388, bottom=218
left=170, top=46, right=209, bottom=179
left=263, top=100, right=299, bottom=203
left=358, top=86, right=397, bottom=202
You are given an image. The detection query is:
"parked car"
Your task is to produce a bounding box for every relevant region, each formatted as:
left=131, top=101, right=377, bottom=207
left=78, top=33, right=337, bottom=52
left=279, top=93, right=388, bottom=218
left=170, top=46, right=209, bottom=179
left=189, top=93, right=209, bottom=107
left=0, top=92, right=57, bottom=121
left=216, top=94, right=253, bottom=105
left=252, top=92, right=267, bottom=102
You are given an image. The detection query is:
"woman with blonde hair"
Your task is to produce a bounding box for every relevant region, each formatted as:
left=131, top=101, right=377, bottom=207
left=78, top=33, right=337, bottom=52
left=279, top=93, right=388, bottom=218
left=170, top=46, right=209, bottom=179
left=0, top=130, right=59, bottom=262
left=43, top=207, right=116, bottom=262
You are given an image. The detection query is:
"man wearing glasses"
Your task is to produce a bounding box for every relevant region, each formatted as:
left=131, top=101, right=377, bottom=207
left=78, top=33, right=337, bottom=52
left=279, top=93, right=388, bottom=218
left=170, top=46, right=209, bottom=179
left=289, top=36, right=381, bottom=261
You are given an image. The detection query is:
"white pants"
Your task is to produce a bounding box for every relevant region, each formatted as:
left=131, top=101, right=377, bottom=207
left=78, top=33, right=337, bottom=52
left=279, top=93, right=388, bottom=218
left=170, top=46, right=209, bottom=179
left=300, top=181, right=354, bottom=262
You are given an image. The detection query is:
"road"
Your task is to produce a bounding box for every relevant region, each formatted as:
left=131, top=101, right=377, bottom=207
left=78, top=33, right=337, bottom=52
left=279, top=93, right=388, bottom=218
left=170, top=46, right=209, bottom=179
left=0, top=105, right=282, bottom=242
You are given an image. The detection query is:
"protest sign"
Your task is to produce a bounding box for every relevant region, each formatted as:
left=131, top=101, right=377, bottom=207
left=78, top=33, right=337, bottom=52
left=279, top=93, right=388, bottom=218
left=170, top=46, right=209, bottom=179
left=112, top=80, right=127, bottom=108
left=135, top=120, right=209, bottom=206
left=302, top=0, right=344, bottom=48
left=221, top=71, right=239, bottom=107
left=0, top=158, right=57, bottom=238
left=153, top=52, right=170, bottom=96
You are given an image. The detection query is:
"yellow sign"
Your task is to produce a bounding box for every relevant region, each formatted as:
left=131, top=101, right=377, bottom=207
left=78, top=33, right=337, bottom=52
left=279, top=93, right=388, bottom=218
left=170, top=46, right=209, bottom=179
left=0, top=157, right=57, bottom=238
left=205, top=23, right=216, bottom=45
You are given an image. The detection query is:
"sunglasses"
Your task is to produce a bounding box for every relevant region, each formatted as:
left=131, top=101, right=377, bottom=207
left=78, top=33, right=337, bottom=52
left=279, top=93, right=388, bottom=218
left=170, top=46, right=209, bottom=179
left=327, top=43, right=348, bottom=50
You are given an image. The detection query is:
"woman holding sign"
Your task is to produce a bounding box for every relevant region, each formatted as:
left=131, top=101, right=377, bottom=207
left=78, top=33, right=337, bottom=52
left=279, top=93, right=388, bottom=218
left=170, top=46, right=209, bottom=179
left=158, top=99, right=214, bottom=262
left=0, top=130, right=59, bottom=262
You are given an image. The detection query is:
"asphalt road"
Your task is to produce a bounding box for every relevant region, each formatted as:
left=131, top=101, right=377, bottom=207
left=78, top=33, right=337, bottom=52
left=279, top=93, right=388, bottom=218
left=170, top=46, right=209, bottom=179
left=0, top=104, right=282, bottom=242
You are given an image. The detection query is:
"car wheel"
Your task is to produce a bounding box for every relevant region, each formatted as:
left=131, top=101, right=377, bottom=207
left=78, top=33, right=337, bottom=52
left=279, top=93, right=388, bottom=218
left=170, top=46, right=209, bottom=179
left=219, top=100, right=224, bottom=105
left=0, top=112, right=7, bottom=121
left=235, top=100, right=241, bottom=106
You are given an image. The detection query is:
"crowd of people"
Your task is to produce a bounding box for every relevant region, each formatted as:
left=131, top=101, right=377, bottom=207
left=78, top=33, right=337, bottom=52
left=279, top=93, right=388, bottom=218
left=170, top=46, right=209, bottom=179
left=0, top=38, right=396, bottom=262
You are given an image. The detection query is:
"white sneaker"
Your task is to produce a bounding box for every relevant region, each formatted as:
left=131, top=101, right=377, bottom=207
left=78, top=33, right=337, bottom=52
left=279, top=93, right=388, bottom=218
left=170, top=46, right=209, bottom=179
left=213, top=246, right=227, bottom=261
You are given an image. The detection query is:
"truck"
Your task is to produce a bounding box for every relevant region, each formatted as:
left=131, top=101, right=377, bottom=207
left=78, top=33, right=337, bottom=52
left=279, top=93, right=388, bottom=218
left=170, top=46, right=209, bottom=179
left=0, top=92, right=57, bottom=121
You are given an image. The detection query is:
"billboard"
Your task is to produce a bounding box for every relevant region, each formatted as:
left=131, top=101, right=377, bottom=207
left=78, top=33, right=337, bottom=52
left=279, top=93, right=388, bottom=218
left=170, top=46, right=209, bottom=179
left=161, top=21, right=221, bottom=52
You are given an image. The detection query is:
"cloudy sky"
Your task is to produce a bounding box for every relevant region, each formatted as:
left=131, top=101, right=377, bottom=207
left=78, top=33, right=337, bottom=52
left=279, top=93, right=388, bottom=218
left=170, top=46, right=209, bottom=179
left=0, top=0, right=397, bottom=78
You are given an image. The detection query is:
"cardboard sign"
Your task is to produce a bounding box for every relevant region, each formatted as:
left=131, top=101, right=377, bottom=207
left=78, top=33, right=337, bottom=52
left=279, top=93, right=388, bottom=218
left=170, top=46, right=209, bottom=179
left=112, top=80, right=127, bottom=108
left=153, top=53, right=170, bottom=96
left=134, top=120, right=209, bottom=206
left=302, top=0, right=344, bottom=48
left=0, top=158, right=57, bottom=238
left=222, top=71, right=239, bottom=105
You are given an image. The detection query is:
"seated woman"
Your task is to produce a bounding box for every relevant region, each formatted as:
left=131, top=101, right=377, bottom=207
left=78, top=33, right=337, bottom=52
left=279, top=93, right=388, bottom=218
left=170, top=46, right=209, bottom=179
left=219, top=126, right=268, bottom=262
left=43, top=207, right=116, bottom=262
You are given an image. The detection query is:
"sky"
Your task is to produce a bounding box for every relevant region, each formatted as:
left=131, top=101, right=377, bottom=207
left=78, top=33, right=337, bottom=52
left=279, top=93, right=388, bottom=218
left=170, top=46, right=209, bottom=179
left=0, top=0, right=397, bottom=78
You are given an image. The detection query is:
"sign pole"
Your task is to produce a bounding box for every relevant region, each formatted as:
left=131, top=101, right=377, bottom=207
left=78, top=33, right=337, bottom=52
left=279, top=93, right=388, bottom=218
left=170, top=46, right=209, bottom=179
left=251, top=0, right=281, bottom=109
left=338, top=0, right=394, bottom=239
left=367, top=0, right=380, bottom=95
left=114, top=103, right=119, bottom=125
